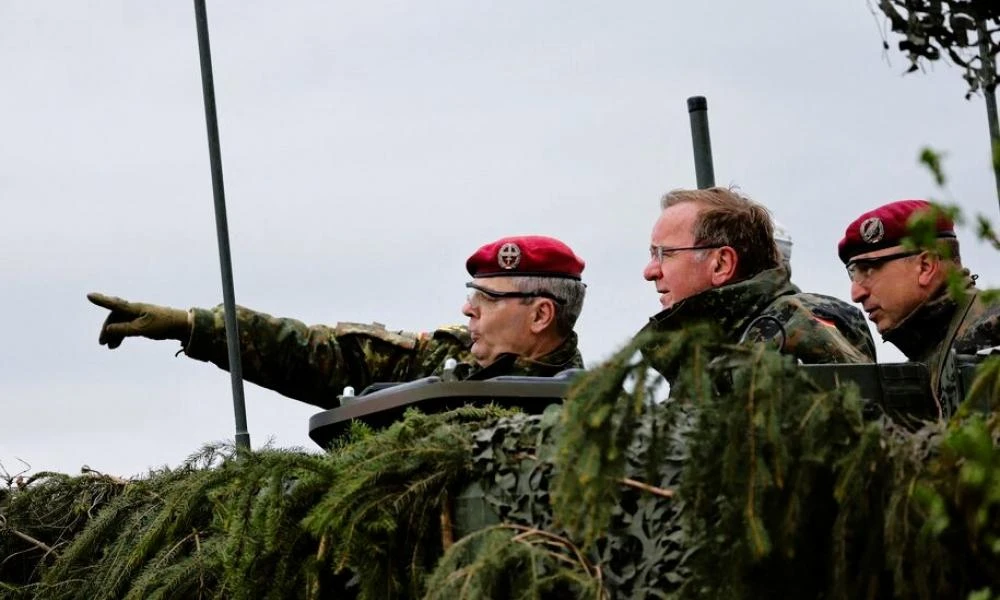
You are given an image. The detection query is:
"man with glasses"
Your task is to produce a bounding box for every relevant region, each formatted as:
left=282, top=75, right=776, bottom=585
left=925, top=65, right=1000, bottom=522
left=839, top=199, right=999, bottom=413
left=87, top=235, right=586, bottom=409
left=639, top=187, right=875, bottom=367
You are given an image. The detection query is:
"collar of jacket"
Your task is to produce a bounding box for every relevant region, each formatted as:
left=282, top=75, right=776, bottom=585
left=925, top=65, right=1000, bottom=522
left=882, top=269, right=975, bottom=361
left=465, top=331, right=582, bottom=380
left=643, top=266, right=798, bottom=341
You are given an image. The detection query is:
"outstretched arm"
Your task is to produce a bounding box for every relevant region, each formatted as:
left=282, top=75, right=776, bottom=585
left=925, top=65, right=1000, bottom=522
left=88, top=293, right=471, bottom=409
left=183, top=307, right=431, bottom=407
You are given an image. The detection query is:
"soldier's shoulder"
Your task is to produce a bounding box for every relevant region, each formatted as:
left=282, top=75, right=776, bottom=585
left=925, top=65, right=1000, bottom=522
left=788, top=292, right=867, bottom=326
left=960, top=293, right=1000, bottom=350
left=430, top=324, right=472, bottom=346
left=766, top=292, right=871, bottom=341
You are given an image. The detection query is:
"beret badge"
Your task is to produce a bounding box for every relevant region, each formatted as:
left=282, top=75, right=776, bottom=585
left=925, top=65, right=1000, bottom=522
left=860, top=217, right=884, bottom=244
left=497, top=242, right=522, bottom=270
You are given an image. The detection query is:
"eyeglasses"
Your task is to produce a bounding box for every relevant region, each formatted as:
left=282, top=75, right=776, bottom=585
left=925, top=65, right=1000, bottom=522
left=465, top=282, right=566, bottom=308
left=649, top=244, right=722, bottom=264
left=845, top=251, right=918, bottom=284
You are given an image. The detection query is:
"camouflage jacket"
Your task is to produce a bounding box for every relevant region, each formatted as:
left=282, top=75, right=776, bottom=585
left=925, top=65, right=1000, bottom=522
left=639, top=266, right=876, bottom=371
left=181, top=306, right=584, bottom=409
left=883, top=271, right=1000, bottom=416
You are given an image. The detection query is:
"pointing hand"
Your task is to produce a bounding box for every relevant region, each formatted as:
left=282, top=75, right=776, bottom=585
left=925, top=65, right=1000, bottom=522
left=87, top=293, right=191, bottom=349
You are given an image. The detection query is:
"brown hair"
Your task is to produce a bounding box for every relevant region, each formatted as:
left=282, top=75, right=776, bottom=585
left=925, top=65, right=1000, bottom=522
left=660, top=187, right=781, bottom=279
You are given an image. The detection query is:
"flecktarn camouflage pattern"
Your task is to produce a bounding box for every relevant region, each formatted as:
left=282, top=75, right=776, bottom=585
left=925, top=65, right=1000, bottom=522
left=639, top=266, right=876, bottom=373
left=440, top=406, right=690, bottom=598
left=184, top=305, right=583, bottom=408
left=883, top=270, right=1000, bottom=417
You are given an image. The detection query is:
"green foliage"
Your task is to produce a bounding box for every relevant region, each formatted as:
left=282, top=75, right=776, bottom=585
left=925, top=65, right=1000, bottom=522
left=873, top=0, right=999, bottom=97
left=877, top=9, right=1000, bottom=210
left=548, top=319, right=1000, bottom=598
left=689, top=355, right=841, bottom=595
left=31, top=445, right=334, bottom=600
left=0, top=470, right=127, bottom=587
left=904, top=148, right=1000, bottom=304
left=301, top=406, right=513, bottom=599
left=552, top=324, right=712, bottom=545
left=3, top=285, right=1000, bottom=598
left=920, top=146, right=948, bottom=186
left=1, top=408, right=525, bottom=600
left=425, top=526, right=605, bottom=599
left=901, top=372, right=1000, bottom=598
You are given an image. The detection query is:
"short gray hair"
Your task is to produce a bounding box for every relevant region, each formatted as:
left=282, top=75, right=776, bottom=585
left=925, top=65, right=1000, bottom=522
left=514, top=276, right=586, bottom=336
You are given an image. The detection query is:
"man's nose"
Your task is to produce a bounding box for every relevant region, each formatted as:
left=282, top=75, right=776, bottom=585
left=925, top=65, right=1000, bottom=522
left=643, top=260, right=661, bottom=282
left=462, top=301, right=477, bottom=319
left=850, top=281, right=868, bottom=304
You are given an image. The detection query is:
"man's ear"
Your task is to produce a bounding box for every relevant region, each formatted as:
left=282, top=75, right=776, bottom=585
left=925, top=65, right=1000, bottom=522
left=916, top=251, right=944, bottom=288
left=709, top=246, right=739, bottom=286
left=530, top=299, right=557, bottom=333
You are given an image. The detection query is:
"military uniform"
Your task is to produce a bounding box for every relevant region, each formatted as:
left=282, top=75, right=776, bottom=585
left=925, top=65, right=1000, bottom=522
left=838, top=199, right=1000, bottom=417
left=176, top=234, right=588, bottom=409
left=639, top=266, right=876, bottom=371
left=881, top=272, right=1000, bottom=416
left=90, top=235, right=587, bottom=410
left=182, top=307, right=584, bottom=409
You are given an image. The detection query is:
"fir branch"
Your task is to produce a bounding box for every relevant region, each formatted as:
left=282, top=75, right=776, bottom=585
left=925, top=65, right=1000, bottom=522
left=619, top=477, right=674, bottom=499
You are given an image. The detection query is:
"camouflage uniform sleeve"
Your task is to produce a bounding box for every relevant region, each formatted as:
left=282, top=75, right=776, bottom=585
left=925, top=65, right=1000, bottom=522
left=753, top=297, right=874, bottom=364
left=183, top=306, right=473, bottom=408
left=955, top=295, right=1000, bottom=354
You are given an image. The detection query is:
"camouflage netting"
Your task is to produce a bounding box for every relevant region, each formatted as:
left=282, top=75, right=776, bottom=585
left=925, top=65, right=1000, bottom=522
left=3, top=327, right=1000, bottom=599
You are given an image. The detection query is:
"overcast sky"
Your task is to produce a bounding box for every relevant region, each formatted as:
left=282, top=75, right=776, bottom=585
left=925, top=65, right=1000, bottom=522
left=2, top=1, right=997, bottom=478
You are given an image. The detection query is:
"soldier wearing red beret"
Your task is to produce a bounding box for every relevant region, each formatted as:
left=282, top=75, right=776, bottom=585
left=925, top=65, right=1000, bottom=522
left=839, top=199, right=1000, bottom=415
left=87, top=235, right=586, bottom=410
left=638, top=187, right=875, bottom=371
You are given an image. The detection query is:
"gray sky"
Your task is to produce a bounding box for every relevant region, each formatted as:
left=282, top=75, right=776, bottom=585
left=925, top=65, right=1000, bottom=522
left=2, top=1, right=997, bottom=477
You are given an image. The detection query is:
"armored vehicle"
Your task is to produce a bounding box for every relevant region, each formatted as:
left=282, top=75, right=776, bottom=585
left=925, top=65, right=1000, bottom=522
left=308, top=356, right=992, bottom=447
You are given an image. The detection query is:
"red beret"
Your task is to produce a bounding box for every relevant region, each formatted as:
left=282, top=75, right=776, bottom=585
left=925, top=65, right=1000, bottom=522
left=838, top=199, right=955, bottom=264
left=466, top=235, right=585, bottom=280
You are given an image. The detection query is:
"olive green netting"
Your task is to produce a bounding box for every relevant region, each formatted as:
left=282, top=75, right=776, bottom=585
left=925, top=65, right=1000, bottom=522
left=2, top=333, right=1000, bottom=598
left=550, top=329, right=1000, bottom=599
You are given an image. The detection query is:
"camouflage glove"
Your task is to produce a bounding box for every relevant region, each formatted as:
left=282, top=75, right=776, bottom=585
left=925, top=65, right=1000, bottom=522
left=87, top=292, right=191, bottom=349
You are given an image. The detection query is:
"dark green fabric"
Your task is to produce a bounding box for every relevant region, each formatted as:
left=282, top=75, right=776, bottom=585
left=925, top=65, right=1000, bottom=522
left=638, top=267, right=876, bottom=373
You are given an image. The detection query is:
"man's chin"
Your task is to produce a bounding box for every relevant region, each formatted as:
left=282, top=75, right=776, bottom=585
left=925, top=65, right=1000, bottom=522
left=469, top=344, right=492, bottom=366
left=867, top=312, right=891, bottom=334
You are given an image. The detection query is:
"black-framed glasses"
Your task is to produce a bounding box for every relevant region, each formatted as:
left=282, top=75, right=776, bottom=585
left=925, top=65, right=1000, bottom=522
left=649, top=244, right=722, bottom=264
left=845, top=251, right=919, bottom=284
left=465, top=282, right=566, bottom=308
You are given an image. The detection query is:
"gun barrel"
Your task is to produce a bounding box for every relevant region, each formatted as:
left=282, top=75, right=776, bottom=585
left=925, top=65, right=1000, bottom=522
left=687, top=96, right=715, bottom=189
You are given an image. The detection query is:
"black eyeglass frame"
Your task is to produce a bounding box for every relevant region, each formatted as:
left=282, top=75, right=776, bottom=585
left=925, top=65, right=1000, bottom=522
left=465, top=282, right=566, bottom=305
left=649, top=244, right=724, bottom=263
left=845, top=250, right=920, bottom=283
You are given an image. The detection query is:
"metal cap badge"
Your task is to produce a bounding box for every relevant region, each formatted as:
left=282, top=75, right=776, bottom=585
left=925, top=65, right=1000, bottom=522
left=497, top=242, right=522, bottom=270
left=859, top=217, right=884, bottom=244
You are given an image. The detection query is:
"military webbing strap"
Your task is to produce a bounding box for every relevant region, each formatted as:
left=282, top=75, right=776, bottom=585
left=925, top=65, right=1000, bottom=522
left=930, top=289, right=978, bottom=417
